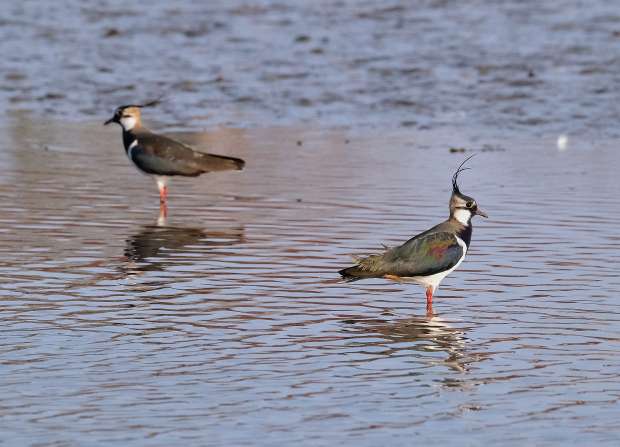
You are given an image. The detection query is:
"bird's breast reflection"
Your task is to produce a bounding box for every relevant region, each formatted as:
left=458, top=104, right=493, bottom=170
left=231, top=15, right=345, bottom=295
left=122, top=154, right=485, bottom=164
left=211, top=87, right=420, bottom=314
left=343, top=314, right=478, bottom=376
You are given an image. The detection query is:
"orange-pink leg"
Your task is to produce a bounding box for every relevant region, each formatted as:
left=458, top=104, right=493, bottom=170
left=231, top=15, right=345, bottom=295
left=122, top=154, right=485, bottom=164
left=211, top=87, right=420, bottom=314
left=426, top=287, right=433, bottom=315
left=158, top=185, right=168, bottom=204
left=425, top=287, right=433, bottom=305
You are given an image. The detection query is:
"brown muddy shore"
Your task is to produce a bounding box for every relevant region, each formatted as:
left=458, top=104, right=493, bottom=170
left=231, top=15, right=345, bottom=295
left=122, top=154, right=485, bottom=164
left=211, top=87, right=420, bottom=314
left=0, top=114, right=618, bottom=446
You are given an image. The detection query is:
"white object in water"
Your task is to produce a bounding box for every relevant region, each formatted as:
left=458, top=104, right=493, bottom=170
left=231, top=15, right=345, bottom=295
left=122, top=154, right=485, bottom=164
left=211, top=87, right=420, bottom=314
left=557, top=134, right=569, bottom=151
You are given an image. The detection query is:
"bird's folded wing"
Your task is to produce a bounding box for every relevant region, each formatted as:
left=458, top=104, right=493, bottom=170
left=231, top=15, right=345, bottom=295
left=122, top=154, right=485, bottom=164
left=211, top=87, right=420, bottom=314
left=130, top=145, right=204, bottom=176
left=361, top=232, right=464, bottom=277
left=134, top=133, right=244, bottom=174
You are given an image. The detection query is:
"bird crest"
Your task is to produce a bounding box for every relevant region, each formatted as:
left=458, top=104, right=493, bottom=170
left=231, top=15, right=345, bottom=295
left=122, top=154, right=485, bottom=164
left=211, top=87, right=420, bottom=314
left=452, top=154, right=475, bottom=194
left=117, top=99, right=162, bottom=111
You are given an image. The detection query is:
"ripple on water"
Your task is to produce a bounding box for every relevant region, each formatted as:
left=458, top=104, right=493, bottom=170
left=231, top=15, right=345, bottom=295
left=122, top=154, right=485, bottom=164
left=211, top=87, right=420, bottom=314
left=0, top=120, right=619, bottom=445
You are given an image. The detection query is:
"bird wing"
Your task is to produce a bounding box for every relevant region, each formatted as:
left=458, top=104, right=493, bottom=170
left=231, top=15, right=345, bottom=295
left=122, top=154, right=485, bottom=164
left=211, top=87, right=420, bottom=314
left=350, top=231, right=465, bottom=278
left=387, top=231, right=465, bottom=276
left=131, top=133, right=244, bottom=176
left=130, top=133, right=209, bottom=176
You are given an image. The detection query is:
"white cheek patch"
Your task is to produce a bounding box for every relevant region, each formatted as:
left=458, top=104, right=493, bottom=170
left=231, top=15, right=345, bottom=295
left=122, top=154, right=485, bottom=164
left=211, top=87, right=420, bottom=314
left=453, top=208, right=472, bottom=225
left=120, top=116, right=136, bottom=131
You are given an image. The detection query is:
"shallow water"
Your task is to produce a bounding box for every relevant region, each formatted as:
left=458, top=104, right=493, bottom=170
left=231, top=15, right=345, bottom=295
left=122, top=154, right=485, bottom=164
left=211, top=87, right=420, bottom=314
left=0, top=114, right=619, bottom=445
left=2, top=0, right=620, bottom=444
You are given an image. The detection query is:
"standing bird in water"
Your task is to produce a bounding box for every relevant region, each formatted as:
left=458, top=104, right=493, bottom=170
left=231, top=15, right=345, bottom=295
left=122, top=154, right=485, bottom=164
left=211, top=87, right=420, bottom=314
left=104, top=102, right=245, bottom=213
left=339, top=156, right=487, bottom=313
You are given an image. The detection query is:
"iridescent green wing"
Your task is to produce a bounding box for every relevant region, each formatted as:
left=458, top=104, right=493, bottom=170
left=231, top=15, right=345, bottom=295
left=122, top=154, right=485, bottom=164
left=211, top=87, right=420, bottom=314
left=380, top=231, right=464, bottom=277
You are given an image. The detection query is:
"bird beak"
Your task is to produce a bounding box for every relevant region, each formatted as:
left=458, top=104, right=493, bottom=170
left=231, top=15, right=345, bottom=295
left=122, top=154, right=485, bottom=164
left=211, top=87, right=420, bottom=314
left=104, top=116, right=115, bottom=126
left=476, top=208, right=488, bottom=218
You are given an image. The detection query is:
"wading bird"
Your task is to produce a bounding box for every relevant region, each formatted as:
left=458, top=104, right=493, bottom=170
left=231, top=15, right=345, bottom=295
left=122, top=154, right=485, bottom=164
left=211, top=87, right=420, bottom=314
left=339, top=156, right=487, bottom=313
left=105, top=102, right=245, bottom=214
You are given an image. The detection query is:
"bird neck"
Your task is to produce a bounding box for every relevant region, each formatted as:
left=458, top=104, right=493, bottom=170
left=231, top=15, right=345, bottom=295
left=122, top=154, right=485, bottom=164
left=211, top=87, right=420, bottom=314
left=457, top=224, right=472, bottom=247
left=122, top=129, right=137, bottom=152
left=449, top=211, right=473, bottom=247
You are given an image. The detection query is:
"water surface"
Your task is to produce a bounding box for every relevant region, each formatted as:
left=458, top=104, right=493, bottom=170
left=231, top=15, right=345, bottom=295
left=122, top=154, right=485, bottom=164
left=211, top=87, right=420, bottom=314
left=0, top=115, right=619, bottom=445
left=2, top=0, right=620, bottom=137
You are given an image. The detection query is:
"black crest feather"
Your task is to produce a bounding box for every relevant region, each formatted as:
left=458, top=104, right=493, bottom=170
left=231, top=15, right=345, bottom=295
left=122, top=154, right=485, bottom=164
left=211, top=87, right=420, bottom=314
left=452, top=154, right=475, bottom=194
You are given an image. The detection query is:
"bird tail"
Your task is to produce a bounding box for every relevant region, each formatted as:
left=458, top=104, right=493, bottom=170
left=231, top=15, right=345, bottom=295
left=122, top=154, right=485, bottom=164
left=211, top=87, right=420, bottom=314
left=339, top=251, right=390, bottom=282
left=339, top=265, right=376, bottom=282
left=200, top=153, right=245, bottom=172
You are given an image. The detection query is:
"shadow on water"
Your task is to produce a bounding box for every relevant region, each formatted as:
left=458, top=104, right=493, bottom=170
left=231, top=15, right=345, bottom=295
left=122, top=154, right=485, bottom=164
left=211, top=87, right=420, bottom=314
left=122, top=217, right=245, bottom=275
left=342, top=314, right=481, bottom=376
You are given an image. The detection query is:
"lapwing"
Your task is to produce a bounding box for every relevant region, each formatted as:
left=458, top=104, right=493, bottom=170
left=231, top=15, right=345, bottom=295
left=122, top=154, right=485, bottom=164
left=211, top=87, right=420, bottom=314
left=339, top=156, right=487, bottom=312
left=104, top=102, right=245, bottom=209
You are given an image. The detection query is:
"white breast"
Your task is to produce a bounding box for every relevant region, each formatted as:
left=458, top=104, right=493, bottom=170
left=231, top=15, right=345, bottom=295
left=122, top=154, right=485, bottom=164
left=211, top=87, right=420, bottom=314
left=407, top=236, right=468, bottom=292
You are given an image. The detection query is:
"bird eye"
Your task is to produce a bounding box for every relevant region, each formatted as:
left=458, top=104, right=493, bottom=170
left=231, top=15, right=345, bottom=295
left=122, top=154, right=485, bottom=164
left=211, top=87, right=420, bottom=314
left=466, top=201, right=474, bottom=208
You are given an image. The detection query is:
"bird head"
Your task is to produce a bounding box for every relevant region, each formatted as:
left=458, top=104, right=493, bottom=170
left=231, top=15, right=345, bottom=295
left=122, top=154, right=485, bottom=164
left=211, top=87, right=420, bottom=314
left=449, top=155, right=488, bottom=224
left=104, top=100, right=159, bottom=131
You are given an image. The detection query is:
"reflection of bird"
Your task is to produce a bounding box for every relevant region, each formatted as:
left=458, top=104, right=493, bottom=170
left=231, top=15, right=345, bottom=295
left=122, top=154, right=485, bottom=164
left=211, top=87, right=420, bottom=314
left=124, top=225, right=244, bottom=274
left=345, top=315, right=468, bottom=373
left=104, top=102, right=245, bottom=211
left=339, top=156, right=487, bottom=312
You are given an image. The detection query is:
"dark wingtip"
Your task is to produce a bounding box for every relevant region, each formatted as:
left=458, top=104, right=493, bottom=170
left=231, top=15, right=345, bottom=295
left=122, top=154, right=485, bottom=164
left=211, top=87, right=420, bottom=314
left=452, top=154, right=476, bottom=194
left=339, top=266, right=363, bottom=282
